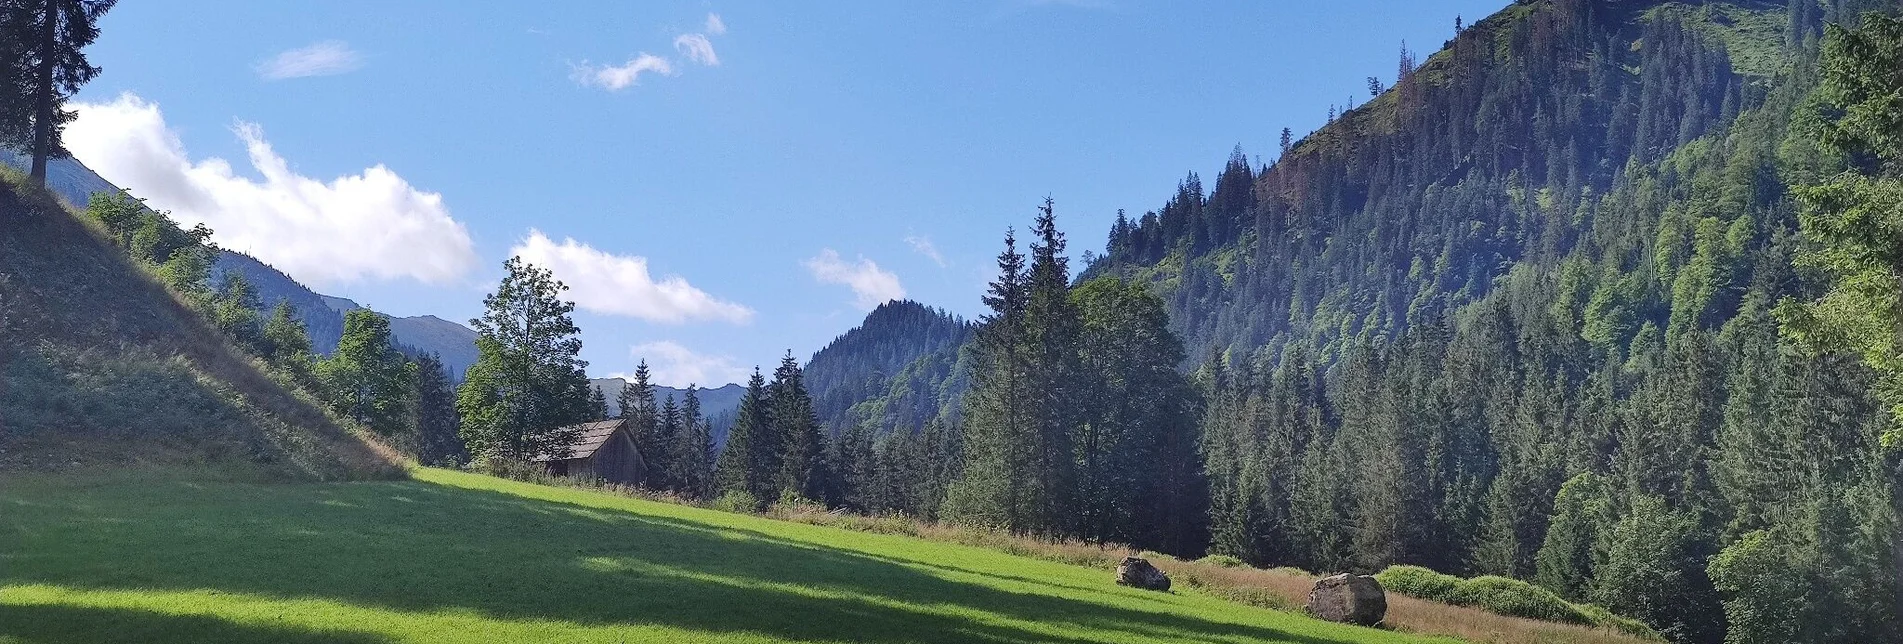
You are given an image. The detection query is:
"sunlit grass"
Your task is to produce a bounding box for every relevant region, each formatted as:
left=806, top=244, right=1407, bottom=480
left=1, top=467, right=1452, bottom=643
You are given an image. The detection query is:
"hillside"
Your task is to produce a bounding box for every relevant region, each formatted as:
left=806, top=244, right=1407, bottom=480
left=801, top=300, right=973, bottom=435
left=0, top=467, right=1472, bottom=644
left=0, top=171, right=396, bottom=479
left=4, top=153, right=485, bottom=379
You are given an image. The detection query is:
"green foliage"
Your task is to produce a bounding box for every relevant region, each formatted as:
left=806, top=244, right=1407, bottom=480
left=1780, top=13, right=1903, bottom=446
left=714, top=369, right=779, bottom=503
left=412, top=352, right=465, bottom=466
left=455, top=257, right=591, bottom=461
left=0, top=0, right=115, bottom=183
left=1195, top=554, right=1247, bottom=568
left=1591, top=496, right=1723, bottom=644
left=945, top=204, right=1207, bottom=555
left=316, top=309, right=414, bottom=440
left=1536, top=472, right=1616, bottom=602
left=768, top=353, right=830, bottom=503
left=708, top=488, right=761, bottom=514
left=1377, top=564, right=1661, bottom=639
left=0, top=171, right=391, bottom=480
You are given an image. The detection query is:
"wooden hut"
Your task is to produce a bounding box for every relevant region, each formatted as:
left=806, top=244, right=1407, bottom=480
left=532, top=418, right=646, bottom=484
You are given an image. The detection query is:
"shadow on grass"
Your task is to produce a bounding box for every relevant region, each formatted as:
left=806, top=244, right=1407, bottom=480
left=2, top=477, right=1378, bottom=644
left=0, top=604, right=392, bottom=644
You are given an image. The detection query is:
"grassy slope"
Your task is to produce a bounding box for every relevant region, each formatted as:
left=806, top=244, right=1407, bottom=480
left=0, top=172, right=394, bottom=480
left=0, top=468, right=1455, bottom=644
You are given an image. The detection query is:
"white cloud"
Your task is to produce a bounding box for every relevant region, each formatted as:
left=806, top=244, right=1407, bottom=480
left=804, top=249, right=905, bottom=310
left=705, top=13, right=726, bottom=35
left=66, top=93, right=478, bottom=287
left=255, top=40, right=363, bottom=80
left=904, top=235, right=947, bottom=267
left=510, top=230, right=752, bottom=324
left=623, top=341, right=749, bottom=388
left=572, top=53, right=674, bottom=91
left=673, top=33, right=719, bottom=66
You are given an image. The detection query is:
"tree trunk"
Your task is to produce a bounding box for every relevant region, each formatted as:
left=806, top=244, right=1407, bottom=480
left=28, top=0, right=58, bottom=186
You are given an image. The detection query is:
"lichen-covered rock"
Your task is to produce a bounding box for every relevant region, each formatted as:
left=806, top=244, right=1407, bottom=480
left=1115, top=556, right=1171, bottom=591
left=1307, top=573, right=1387, bottom=626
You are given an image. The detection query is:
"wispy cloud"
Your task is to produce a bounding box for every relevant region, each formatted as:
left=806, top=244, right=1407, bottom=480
left=510, top=230, right=753, bottom=324
left=621, top=341, right=749, bottom=388
left=571, top=54, right=675, bottom=91
left=805, top=249, right=905, bottom=310
left=904, top=235, right=947, bottom=267
left=576, top=13, right=727, bottom=91
left=674, top=33, right=719, bottom=66
left=255, top=40, right=363, bottom=80
left=68, top=93, right=478, bottom=287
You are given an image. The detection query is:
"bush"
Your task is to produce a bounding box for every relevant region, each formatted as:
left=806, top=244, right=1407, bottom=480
left=1375, top=565, right=1661, bottom=639
left=1374, top=565, right=1462, bottom=601
left=1196, top=554, right=1247, bottom=568
left=1448, top=575, right=1593, bottom=625
left=1579, top=603, right=1666, bottom=641
left=710, top=490, right=761, bottom=514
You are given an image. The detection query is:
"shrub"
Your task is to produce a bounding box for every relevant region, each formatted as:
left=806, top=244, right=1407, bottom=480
left=1375, top=565, right=1462, bottom=601
left=710, top=489, right=761, bottom=514
left=1449, top=575, right=1593, bottom=625
left=1196, top=554, right=1247, bottom=568
left=1376, top=565, right=1663, bottom=640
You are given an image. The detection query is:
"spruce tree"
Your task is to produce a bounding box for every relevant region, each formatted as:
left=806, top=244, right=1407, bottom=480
left=944, top=229, right=1036, bottom=530
left=412, top=352, right=466, bottom=466
left=1022, top=198, right=1083, bottom=534
left=2, top=0, right=115, bottom=185
left=655, top=394, right=682, bottom=490
left=769, top=352, right=828, bottom=503
left=714, top=368, right=775, bottom=505
left=677, top=385, right=714, bottom=498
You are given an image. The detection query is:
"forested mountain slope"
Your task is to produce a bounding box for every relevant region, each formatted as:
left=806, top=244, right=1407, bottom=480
left=1063, top=0, right=1902, bottom=641
left=0, top=171, right=397, bottom=480
left=801, top=300, right=973, bottom=435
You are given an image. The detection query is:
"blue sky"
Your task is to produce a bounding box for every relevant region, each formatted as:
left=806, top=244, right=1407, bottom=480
left=67, top=0, right=1504, bottom=387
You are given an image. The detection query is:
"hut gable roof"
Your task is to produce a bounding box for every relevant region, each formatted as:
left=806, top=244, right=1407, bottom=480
left=530, top=419, right=627, bottom=462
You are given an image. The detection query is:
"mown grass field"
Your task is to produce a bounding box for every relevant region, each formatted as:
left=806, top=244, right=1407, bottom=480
left=0, top=467, right=1455, bottom=644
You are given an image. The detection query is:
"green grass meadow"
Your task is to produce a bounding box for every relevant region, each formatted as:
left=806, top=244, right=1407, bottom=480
left=0, top=468, right=1451, bottom=644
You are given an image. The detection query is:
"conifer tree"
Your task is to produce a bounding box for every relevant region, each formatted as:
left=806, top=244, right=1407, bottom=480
left=589, top=386, right=609, bottom=422
left=944, top=229, right=1035, bottom=530
left=677, top=385, right=714, bottom=498
left=655, top=394, right=682, bottom=490
left=412, top=352, right=465, bottom=465
left=2, top=0, right=115, bottom=185
left=714, top=368, right=775, bottom=504
left=769, top=352, right=829, bottom=502
left=1022, top=198, right=1083, bottom=534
